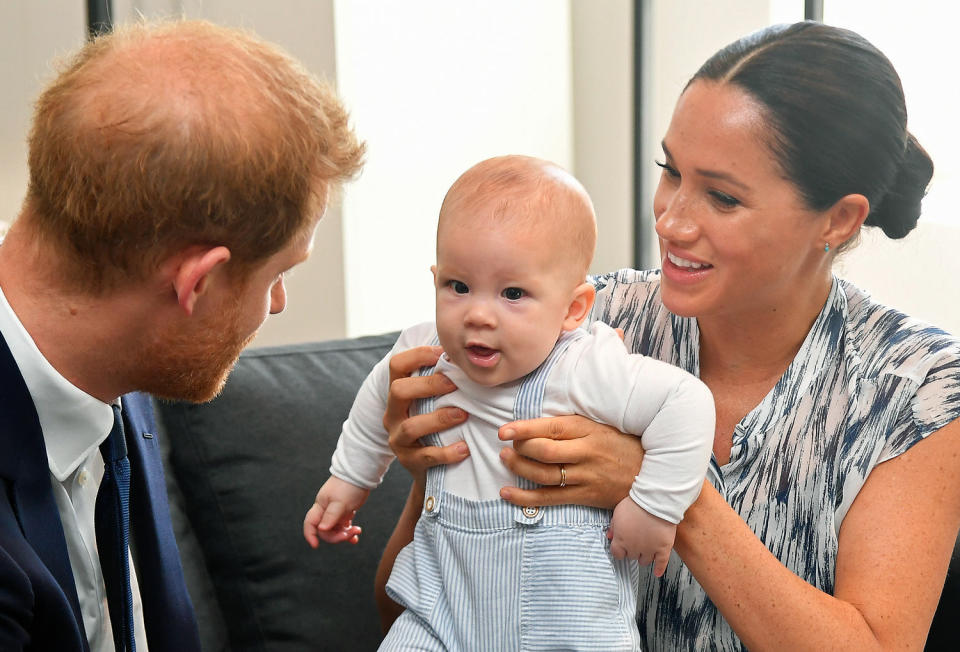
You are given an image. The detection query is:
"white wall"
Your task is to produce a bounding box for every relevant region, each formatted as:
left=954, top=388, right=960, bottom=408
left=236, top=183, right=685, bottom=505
left=3, top=2, right=955, bottom=345
left=572, top=1, right=635, bottom=276
left=0, top=3, right=86, bottom=232
left=333, top=0, right=575, bottom=337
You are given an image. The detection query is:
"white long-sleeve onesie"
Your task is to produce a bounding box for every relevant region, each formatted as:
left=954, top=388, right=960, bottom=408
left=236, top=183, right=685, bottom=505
left=330, top=321, right=714, bottom=523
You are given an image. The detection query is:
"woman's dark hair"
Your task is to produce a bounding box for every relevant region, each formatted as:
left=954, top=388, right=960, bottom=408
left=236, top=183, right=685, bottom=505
left=690, top=21, right=933, bottom=241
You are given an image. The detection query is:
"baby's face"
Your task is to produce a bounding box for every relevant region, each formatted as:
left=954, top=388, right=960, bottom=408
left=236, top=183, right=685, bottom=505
left=434, top=218, right=580, bottom=387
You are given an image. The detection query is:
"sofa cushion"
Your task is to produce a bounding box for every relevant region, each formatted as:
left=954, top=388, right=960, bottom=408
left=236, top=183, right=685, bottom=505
left=155, top=332, right=406, bottom=651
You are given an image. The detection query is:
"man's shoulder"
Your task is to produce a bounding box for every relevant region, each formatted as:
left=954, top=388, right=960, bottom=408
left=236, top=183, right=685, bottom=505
left=0, top=475, right=87, bottom=651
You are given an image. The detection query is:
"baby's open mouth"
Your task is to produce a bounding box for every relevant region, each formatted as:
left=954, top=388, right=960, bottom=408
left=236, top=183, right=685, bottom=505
left=466, top=345, right=500, bottom=367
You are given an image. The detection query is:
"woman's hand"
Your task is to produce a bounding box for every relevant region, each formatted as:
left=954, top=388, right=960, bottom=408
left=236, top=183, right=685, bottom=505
left=376, top=344, right=469, bottom=631
left=497, top=415, right=645, bottom=509
left=383, top=344, right=470, bottom=482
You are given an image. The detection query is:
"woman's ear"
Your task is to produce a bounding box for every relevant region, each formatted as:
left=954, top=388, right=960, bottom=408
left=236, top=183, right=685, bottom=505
left=171, top=246, right=232, bottom=316
left=823, top=193, right=870, bottom=250
left=562, top=282, right=596, bottom=331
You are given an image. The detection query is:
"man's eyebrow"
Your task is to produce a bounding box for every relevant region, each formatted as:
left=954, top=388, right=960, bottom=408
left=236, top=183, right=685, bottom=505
left=661, top=141, right=751, bottom=192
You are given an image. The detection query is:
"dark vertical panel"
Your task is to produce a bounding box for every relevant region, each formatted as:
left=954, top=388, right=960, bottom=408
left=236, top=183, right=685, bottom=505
left=805, top=0, right=824, bottom=21
left=632, top=0, right=646, bottom=268
left=87, top=0, right=113, bottom=38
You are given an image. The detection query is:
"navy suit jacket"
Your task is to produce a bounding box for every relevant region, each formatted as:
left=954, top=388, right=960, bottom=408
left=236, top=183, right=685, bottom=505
left=0, top=332, right=201, bottom=651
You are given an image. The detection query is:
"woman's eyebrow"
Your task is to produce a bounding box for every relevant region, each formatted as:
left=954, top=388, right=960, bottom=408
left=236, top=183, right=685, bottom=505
left=661, top=141, right=751, bottom=192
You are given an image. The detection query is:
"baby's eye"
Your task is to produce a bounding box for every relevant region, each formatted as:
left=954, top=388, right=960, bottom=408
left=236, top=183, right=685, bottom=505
left=449, top=280, right=469, bottom=294
left=502, top=287, right=525, bottom=301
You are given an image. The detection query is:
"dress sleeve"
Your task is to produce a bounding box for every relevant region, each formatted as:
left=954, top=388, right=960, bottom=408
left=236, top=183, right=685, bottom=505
left=562, top=323, right=715, bottom=523
left=329, top=322, right=438, bottom=489
left=878, top=338, right=960, bottom=464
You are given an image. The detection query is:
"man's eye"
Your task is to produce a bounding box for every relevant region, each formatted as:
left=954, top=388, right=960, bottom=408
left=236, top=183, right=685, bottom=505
left=502, top=287, right=525, bottom=301
left=450, top=280, right=469, bottom=294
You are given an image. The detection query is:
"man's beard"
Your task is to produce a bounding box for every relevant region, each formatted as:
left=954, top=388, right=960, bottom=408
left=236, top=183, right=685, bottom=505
left=135, top=295, right=256, bottom=404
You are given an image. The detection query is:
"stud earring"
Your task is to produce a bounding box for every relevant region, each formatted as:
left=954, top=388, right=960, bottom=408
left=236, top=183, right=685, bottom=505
left=824, top=243, right=830, bottom=253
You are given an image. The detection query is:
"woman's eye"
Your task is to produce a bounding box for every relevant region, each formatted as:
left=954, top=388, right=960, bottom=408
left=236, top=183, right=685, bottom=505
left=655, top=160, right=679, bottom=178
left=709, top=190, right=740, bottom=208
left=450, top=280, right=469, bottom=294
left=502, top=287, right=525, bottom=301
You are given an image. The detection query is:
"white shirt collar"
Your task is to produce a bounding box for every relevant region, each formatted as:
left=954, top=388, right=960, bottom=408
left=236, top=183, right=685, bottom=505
left=0, top=285, right=115, bottom=481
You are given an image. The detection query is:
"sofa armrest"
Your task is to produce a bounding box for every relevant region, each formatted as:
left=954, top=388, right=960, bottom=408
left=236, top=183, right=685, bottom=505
left=155, top=332, right=407, bottom=651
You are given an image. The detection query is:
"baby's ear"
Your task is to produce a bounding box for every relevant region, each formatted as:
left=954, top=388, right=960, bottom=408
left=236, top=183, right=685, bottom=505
left=431, top=265, right=439, bottom=289
left=562, top=282, right=596, bottom=331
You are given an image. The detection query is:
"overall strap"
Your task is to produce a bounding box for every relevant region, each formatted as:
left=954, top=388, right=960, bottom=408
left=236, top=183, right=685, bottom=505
left=413, top=335, right=446, bottom=519
left=512, top=328, right=587, bottom=525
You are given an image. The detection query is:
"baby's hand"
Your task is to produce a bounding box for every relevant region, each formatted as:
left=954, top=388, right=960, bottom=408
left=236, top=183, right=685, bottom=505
left=303, top=476, right=370, bottom=548
left=607, top=497, right=676, bottom=577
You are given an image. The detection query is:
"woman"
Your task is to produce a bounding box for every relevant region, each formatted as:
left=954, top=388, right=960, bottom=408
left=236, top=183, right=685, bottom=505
left=375, top=22, right=960, bottom=650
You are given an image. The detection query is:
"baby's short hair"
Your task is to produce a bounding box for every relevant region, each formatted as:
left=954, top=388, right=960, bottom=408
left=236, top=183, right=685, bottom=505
left=438, top=155, right=597, bottom=281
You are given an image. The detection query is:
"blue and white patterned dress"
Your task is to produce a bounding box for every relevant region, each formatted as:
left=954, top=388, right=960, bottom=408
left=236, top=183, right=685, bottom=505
left=588, top=269, right=960, bottom=651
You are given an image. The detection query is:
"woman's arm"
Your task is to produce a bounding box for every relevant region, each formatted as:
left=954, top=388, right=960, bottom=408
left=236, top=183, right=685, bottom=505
left=500, top=417, right=960, bottom=651
left=374, top=478, right=425, bottom=633
left=373, top=345, right=469, bottom=632
left=675, top=417, right=960, bottom=651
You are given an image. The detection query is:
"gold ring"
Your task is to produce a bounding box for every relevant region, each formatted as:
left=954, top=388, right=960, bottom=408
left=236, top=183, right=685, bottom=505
left=559, top=464, right=566, bottom=488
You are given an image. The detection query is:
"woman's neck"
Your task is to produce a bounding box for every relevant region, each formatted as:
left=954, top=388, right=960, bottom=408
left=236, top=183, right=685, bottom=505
left=697, top=275, right=833, bottom=384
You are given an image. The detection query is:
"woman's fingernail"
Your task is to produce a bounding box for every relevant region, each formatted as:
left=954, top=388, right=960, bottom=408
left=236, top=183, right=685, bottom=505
left=500, top=427, right=516, bottom=440
left=456, top=442, right=468, bottom=455
left=500, top=488, right=512, bottom=500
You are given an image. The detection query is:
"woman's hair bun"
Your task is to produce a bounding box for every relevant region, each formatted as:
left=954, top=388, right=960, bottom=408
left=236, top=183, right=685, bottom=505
left=864, top=133, right=934, bottom=239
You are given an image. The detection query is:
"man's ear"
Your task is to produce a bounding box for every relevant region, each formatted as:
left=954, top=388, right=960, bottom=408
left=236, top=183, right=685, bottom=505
left=562, top=282, right=596, bottom=331
left=171, top=246, right=232, bottom=316
left=823, top=193, right=870, bottom=251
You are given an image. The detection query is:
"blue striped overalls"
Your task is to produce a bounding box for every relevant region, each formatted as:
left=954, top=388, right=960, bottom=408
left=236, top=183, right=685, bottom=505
left=381, top=330, right=641, bottom=651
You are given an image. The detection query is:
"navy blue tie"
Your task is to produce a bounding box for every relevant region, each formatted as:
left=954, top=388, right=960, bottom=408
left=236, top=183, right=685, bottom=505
left=95, top=405, right=136, bottom=652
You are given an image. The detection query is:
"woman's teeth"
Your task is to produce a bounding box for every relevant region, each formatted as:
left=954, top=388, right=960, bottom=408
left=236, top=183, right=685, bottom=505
left=667, top=252, right=709, bottom=269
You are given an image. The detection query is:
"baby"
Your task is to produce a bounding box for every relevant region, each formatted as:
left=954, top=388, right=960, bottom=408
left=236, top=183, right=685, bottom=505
left=304, top=155, right=715, bottom=650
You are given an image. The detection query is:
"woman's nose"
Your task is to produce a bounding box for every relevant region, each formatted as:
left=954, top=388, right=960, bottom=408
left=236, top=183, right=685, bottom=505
left=654, top=191, right=700, bottom=244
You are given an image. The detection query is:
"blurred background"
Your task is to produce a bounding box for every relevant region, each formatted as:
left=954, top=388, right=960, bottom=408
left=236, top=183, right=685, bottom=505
left=2, top=0, right=956, bottom=345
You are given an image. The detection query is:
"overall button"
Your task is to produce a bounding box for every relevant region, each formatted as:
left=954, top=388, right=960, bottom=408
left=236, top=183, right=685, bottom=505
left=425, top=496, right=436, bottom=512
left=522, top=506, right=540, bottom=518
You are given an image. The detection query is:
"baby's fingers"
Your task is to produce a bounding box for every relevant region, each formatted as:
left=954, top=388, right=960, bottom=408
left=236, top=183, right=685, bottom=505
left=317, top=504, right=351, bottom=531
left=316, top=522, right=362, bottom=545
left=303, top=504, right=325, bottom=548
left=609, top=539, right=628, bottom=560
left=652, top=549, right=670, bottom=577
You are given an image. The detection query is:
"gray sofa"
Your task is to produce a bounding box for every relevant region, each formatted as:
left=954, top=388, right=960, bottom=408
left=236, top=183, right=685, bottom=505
left=154, top=332, right=958, bottom=651
left=155, top=332, right=406, bottom=651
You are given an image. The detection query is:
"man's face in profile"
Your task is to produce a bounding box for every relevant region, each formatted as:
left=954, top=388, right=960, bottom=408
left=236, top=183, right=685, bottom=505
left=139, top=209, right=323, bottom=403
